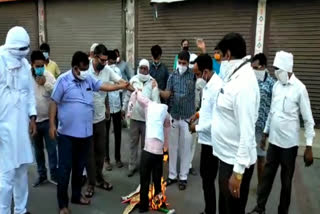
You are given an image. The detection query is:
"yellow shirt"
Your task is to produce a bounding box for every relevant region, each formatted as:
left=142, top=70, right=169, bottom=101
left=45, top=60, right=61, bottom=78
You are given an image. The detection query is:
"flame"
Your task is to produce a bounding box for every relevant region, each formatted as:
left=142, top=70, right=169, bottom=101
left=148, top=177, right=168, bottom=210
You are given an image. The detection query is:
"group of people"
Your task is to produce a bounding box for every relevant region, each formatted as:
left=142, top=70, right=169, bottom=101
left=0, top=25, right=316, bottom=214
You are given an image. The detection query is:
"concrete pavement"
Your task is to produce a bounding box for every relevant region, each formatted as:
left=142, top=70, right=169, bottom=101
left=27, top=128, right=320, bottom=214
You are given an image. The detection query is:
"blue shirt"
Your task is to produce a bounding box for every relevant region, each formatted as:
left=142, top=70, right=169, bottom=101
left=256, top=72, right=275, bottom=133
left=213, top=58, right=221, bottom=75
left=51, top=70, right=102, bottom=138
left=166, top=69, right=196, bottom=120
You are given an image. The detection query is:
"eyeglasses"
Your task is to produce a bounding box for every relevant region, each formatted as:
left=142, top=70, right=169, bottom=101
left=19, top=45, right=30, bottom=51
left=96, top=55, right=108, bottom=63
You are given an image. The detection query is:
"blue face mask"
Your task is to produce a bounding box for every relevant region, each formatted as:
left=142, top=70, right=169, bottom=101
left=35, top=67, right=45, bottom=76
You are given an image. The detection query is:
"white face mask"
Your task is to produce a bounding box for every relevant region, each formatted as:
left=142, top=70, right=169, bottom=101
left=275, top=69, right=288, bottom=85
left=43, top=52, right=49, bottom=60
left=177, top=64, right=188, bottom=75
left=138, top=73, right=150, bottom=82
left=8, top=48, right=30, bottom=60
left=78, top=69, right=90, bottom=80
left=254, top=69, right=266, bottom=81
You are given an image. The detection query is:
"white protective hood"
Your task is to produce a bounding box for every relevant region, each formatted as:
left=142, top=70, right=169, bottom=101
left=273, top=51, right=294, bottom=73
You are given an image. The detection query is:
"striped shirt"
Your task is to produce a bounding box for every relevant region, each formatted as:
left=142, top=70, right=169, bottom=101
left=166, top=69, right=196, bottom=120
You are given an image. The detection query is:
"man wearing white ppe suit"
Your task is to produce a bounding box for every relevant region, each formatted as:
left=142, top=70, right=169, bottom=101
left=0, top=26, right=36, bottom=214
left=248, top=51, right=315, bottom=214
left=122, top=59, right=160, bottom=177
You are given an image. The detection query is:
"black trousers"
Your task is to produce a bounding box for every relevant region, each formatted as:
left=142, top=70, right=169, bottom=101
left=218, top=161, right=254, bottom=214
left=105, top=111, right=122, bottom=162
left=200, top=144, right=219, bottom=214
left=256, top=143, right=298, bottom=214
left=57, top=134, right=91, bottom=209
left=140, top=150, right=163, bottom=210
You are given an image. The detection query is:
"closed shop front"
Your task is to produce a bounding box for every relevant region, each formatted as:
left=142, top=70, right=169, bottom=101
left=0, top=0, right=38, bottom=52
left=45, top=0, right=124, bottom=72
left=264, top=0, right=320, bottom=124
left=136, top=0, right=257, bottom=71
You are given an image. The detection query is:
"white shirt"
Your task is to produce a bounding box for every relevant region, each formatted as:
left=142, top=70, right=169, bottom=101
left=107, top=65, right=122, bottom=114
left=33, top=70, right=56, bottom=122
left=211, top=59, right=260, bottom=174
left=89, top=61, right=121, bottom=124
left=264, top=74, right=315, bottom=148
left=123, top=75, right=160, bottom=122
left=195, top=74, right=223, bottom=145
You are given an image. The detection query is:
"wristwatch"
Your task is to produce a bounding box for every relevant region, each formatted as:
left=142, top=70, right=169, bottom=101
left=234, top=172, right=243, bottom=180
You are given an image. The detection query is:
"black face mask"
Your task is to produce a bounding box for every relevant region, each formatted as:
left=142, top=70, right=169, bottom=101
left=183, top=46, right=189, bottom=52
left=96, top=62, right=105, bottom=71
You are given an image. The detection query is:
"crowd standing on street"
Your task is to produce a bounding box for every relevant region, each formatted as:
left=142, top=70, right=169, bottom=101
left=0, top=26, right=317, bottom=214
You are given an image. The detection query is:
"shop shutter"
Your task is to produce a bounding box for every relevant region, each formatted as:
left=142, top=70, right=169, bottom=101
left=136, top=0, right=257, bottom=71
left=265, top=0, right=320, bottom=125
left=0, top=0, right=38, bottom=55
left=46, top=0, right=123, bottom=72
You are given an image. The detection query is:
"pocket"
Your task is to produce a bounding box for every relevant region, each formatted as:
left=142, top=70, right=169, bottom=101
left=283, top=97, right=297, bottom=114
left=217, top=93, right=233, bottom=111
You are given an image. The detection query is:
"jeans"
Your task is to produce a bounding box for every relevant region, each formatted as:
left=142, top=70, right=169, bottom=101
left=32, top=120, right=58, bottom=179
left=200, top=144, right=219, bottom=214
left=105, top=111, right=122, bottom=162
left=218, top=161, right=254, bottom=214
left=256, top=143, right=298, bottom=214
left=56, top=134, right=91, bottom=209
left=140, top=150, right=163, bottom=210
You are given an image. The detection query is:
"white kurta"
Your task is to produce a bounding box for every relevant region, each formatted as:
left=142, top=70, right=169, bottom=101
left=0, top=53, right=36, bottom=174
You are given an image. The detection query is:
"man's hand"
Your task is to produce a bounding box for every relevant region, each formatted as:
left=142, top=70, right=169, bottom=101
left=119, top=81, right=130, bottom=90
left=49, top=124, right=58, bottom=140
left=304, top=146, right=313, bottom=167
left=126, top=84, right=135, bottom=92
left=152, top=80, right=158, bottom=89
left=29, top=119, right=37, bottom=137
left=189, top=123, right=196, bottom=133
left=121, top=110, right=126, bottom=120
left=36, top=76, right=46, bottom=86
left=229, top=173, right=242, bottom=198
left=189, top=113, right=198, bottom=124
left=196, top=38, right=206, bottom=53
left=260, top=133, right=268, bottom=151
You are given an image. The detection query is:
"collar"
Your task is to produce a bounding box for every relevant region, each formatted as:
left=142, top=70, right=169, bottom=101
left=287, top=73, right=296, bottom=85
left=68, top=69, right=79, bottom=82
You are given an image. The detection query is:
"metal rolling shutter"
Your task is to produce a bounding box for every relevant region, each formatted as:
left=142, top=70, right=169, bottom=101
left=46, top=0, right=123, bottom=72
left=264, top=0, right=320, bottom=124
left=0, top=0, right=38, bottom=53
left=136, top=0, right=257, bottom=72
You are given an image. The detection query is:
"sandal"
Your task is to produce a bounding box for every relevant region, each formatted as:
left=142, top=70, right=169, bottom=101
left=96, top=181, right=113, bottom=191
left=178, top=180, right=187, bottom=191
left=71, top=195, right=91, bottom=206
left=165, top=178, right=177, bottom=186
left=84, top=185, right=95, bottom=198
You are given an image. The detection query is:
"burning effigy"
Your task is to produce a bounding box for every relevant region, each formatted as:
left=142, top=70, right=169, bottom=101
left=121, top=178, right=175, bottom=214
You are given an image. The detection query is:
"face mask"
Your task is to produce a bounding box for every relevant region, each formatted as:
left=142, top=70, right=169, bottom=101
left=177, top=64, right=188, bottom=75
left=116, top=57, right=120, bottom=63
left=8, top=48, right=30, bottom=60
left=275, top=69, right=288, bottom=85
left=77, top=69, right=90, bottom=80
left=35, top=67, right=45, bottom=76
left=96, top=62, right=106, bottom=71
left=43, top=52, right=49, bottom=60
left=214, top=53, right=221, bottom=61
left=153, top=61, right=161, bottom=67
left=138, top=73, right=150, bottom=82
left=254, top=69, right=266, bottom=81
left=182, top=46, right=189, bottom=52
